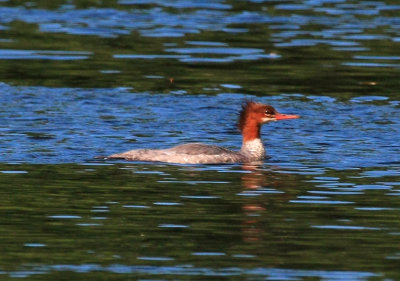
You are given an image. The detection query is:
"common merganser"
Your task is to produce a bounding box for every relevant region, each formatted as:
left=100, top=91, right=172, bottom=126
left=107, top=101, right=299, bottom=164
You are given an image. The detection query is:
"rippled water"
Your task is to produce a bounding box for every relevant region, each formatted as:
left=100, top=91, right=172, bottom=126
left=1, top=0, right=400, bottom=280
left=1, top=84, right=399, bottom=169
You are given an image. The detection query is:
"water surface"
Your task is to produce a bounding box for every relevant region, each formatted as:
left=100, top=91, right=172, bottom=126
left=0, top=0, right=400, bottom=280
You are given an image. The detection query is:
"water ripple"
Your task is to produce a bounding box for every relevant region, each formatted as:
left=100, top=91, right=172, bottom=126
left=290, top=200, right=354, bottom=205
left=6, top=264, right=379, bottom=280
left=312, top=225, right=381, bottom=231
left=1, top=0, right=398, bottom=52
left=0, top=49, right=91, bottom=60
left=1, top=85, right=399, bottom=168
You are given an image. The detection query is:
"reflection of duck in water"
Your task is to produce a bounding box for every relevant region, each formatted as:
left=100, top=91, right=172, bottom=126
left=107, top=101, right=299, bottom=164
left=240, top=164, right=297, bottom=242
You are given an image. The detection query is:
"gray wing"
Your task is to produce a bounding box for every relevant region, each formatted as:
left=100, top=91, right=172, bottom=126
left=166, top=143, right=235, bottom=155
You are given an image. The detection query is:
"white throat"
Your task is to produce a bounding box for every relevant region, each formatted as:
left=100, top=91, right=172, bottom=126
left=241, top=138, right=266, bottom=160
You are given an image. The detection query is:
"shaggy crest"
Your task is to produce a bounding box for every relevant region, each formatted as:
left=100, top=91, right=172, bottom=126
left=238, top=101, right=275, bottom=132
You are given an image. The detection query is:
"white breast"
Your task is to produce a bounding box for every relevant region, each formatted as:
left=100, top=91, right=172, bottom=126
left=241, top=138, right=266, bottom=160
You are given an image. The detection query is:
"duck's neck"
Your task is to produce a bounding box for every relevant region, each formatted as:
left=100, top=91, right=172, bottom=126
left=240, top=121, right=266, bottom=160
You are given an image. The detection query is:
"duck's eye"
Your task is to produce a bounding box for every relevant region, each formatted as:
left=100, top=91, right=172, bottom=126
left=265, top=110, right=274, bottom=115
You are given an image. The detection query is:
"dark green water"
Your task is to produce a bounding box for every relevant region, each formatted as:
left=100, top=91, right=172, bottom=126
left=1, top=163, right=400, bottom=280
left=1, top=0, right=400, bottom=280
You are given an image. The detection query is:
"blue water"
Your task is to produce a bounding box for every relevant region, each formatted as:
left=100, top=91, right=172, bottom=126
left=1, top=83, right=399, bottom=170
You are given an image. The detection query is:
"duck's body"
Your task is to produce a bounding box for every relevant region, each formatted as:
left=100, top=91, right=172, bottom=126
left=107, top=101, right=299, bottom=164
left=108, top=140, right=264, bottom=164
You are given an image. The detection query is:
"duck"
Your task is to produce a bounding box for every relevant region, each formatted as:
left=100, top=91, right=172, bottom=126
left=106, top=101, right=299, bottom=164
